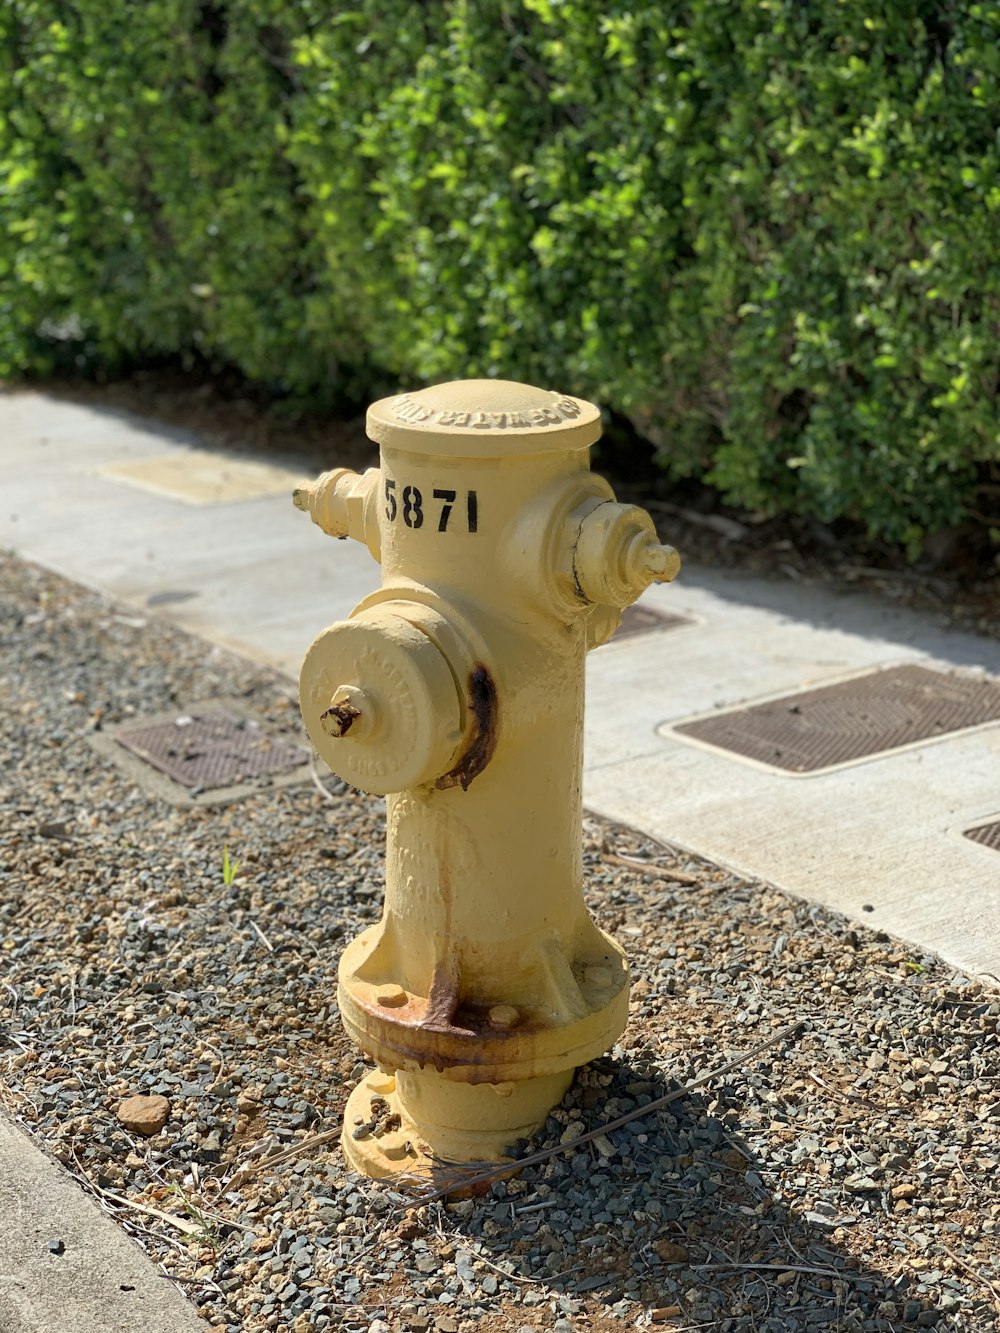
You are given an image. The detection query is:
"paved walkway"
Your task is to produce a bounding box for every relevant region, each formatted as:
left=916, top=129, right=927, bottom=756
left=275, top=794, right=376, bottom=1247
left=0, top=1108, right=206, bottom=1333
left=3, top=386, right=1000, bottom=1330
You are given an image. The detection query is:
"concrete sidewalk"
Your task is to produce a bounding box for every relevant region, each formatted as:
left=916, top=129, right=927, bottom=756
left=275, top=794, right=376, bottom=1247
left=2, top=386, right=999, bottom=1329
left=0, top=1108, right=206, bottom=1333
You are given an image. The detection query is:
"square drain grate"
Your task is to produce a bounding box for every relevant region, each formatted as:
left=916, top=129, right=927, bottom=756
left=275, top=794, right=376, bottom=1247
left=114, top=708, right=309, bottom=792
left=615, top=604, right=691, bottom=640
left=965, top=821, right=1000, bottom=853
left=674, top=664, right=1000, bottom=773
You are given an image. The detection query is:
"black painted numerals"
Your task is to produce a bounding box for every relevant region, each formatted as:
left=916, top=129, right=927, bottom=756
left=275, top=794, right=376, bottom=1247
left=432, top=488, right=455, bottom=531
left=402, top=484, right=423, bottom=529
left=385, top=478, right=478, bottom=533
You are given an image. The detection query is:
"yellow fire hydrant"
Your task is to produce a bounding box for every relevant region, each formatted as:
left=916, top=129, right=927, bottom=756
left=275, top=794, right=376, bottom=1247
left=293, top=380, right=679, bottom=1177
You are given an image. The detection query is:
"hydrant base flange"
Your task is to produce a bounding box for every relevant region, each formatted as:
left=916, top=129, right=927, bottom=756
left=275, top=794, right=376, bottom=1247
left=342, top=1065, right=573, bottom=1179
left=337, top=924, right=629, bottom=1084
left=342, top=1070, right=423, bottom=1181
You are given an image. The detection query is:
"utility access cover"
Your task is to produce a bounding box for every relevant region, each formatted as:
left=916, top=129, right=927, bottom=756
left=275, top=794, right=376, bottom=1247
left=673, top=664, right=1000, bottom=774
left=100, top=706, right=311, bottom=805
left=965, top=821, right=1000, bottom=853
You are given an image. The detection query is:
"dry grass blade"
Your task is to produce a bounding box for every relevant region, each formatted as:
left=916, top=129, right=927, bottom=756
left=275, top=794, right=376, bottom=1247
left=310, top=753, right=341, bottom=806
left=95, top=1187, right=205, bottom=1236
left=248, top=917, right=274, bottom=952
left=398, top=1022, right=802, bottom=1208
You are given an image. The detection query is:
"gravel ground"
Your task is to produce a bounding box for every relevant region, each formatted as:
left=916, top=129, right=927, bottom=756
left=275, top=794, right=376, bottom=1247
left=2, top=550, right=1000, bottom=1333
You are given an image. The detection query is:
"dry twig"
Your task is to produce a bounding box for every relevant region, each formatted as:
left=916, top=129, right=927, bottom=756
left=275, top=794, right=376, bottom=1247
left=601, top=851, right=698, bottom=884
left=940, top=1243, right=1000, bottom=1313
left=227, top=1127, right=341, bottom=1191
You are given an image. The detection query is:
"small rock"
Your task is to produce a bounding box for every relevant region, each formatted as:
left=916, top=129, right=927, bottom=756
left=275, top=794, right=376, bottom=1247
left=117, top=1094, right=170, bottom=1136
left=653, top=1239, right=688, bottom=1263
left=38, top=821, right=70, bottom=839
left=47, top=1238, right=65, bottom=1255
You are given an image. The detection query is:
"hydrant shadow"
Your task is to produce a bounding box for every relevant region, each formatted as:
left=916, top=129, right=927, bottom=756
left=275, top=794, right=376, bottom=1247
left=415, top=1053, right=905, bottom=1328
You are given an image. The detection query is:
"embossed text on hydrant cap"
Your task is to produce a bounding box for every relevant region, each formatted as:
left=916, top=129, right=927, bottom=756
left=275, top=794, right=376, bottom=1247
left=390, top=393, right=583, bottom=429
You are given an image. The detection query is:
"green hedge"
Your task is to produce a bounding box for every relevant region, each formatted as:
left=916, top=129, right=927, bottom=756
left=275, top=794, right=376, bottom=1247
left=2, top=1, right=998, bottom=551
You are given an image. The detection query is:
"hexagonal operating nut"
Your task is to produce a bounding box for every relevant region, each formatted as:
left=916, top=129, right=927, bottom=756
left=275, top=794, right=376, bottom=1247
left=319, top=685, right=373, bottom=739
left=625, top=530, right=681, bottom=585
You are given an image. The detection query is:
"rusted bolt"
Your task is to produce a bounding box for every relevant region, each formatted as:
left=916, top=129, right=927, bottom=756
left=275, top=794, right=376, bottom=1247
left=375, top=984, right=408, bottom=1008
left=488, top=1004, right=520, bottom=1029
left=320, top=697, right=361, bottom=738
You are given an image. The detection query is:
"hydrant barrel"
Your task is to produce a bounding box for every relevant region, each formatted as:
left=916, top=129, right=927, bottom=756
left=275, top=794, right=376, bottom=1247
left=295, top=379, right=679, bottom=1175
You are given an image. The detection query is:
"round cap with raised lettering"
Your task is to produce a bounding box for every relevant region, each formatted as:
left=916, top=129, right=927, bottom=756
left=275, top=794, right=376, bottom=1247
left=300, top=605, right=464, bottom=794
left=366, top=379, right=602, bottom=457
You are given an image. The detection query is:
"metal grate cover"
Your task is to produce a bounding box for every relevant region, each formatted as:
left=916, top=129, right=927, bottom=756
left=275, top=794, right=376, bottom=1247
left=674, top=664, right=1000, bottom=773
left=616, top=604, right=691, bottom=640
left=115, top=710, right=308, bottom=790
left=965, top=821, right=1000, bottom=853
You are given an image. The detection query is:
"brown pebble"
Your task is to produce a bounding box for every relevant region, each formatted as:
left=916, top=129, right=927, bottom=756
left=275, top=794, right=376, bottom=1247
left=116, top=1094, right=170, bottom=1136
left=653, top=1239, right=688, bottom=1264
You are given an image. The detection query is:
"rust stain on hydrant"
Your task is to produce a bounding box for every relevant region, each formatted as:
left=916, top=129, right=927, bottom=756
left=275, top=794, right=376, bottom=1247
left=436, top=666, right=498, bottom=792
left=293, top=378, right=680, bottom=1177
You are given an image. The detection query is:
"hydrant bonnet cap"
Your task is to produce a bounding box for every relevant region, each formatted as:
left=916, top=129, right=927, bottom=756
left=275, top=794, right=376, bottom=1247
left=366, top=379, right=602, bottom=457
